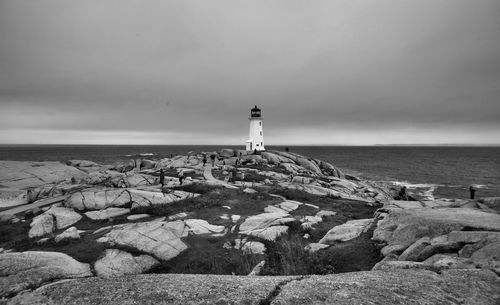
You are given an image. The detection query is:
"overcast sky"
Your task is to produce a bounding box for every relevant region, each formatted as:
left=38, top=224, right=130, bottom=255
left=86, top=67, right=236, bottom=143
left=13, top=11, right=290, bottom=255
left=1, top=0, right=499, bottom=145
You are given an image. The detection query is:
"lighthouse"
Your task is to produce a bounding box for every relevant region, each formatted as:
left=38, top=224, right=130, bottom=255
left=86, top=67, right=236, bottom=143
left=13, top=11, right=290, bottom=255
left=246, top=105, right=265, bottom=151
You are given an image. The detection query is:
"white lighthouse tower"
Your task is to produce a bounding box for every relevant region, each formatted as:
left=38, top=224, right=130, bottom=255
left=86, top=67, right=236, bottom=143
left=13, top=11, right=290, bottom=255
left=246, top=105, right=265, bottom=151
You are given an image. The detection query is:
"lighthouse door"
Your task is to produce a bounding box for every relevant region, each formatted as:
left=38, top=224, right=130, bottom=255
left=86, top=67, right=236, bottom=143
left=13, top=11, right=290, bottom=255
left=250, top=143, right=252, bottom=150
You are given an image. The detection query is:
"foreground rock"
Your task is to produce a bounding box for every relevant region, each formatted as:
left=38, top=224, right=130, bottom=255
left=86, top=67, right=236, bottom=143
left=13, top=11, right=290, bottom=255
left=96, top=220, right=189, bottom=261
left=373, top=207, right=500, bottom=250
left=274, top=269, right=500, bottom=305
left=94, top=249, right=159, bottom=278
left=7, top=270, right=500, bottom=305
left=96, top=219, right=225, bottom=261
left=0, top=251, right=92, bottom=298
left=28, top=207, right=82, bottom=238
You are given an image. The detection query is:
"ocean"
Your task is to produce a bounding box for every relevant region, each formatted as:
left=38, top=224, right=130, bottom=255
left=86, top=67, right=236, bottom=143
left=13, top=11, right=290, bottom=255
left=0, top=145, right=499, bottom=200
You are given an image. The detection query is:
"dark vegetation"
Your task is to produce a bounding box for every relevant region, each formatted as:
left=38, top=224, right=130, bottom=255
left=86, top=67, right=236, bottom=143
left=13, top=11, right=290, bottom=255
left=1, top=181, right=382, bottom=276
left=151, top=234, right=264, bottom=275
left=136, top=184, right=281, bottom=223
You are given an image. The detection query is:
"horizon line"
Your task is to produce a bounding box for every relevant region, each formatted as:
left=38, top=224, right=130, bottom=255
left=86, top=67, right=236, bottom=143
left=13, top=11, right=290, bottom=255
left=1, top=143, right=500, bottom=147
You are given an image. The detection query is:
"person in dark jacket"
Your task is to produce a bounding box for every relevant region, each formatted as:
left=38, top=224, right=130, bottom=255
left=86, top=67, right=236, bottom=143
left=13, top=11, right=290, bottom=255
left=159, top=169, right=165, bottom=187
left=398, top=186, right=408, bottom=201
left=469, top=185, right=476, bottom=199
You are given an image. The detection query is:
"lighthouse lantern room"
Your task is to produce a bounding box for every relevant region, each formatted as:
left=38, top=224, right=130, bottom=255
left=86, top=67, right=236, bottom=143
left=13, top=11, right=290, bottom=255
left=246, top=105, right=265, bottom=151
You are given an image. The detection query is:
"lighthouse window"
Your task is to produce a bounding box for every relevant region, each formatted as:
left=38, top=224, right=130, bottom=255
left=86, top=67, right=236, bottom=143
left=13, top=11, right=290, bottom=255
left=260, top=131, right=262, bottom=136
left=259, top=122, right=261, bottom=126
left=261, top=142, right=263, bottom=146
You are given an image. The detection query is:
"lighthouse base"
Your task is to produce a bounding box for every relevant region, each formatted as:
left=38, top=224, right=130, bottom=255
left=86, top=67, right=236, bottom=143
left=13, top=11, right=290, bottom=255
left=246, top=140, right=265, bottom=152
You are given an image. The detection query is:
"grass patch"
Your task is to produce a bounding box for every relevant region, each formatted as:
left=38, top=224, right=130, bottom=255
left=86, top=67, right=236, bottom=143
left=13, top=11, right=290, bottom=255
left=134, top=187, right=280, bottom=223
left=151, top=234, right=264, bottom=275
left=170, top=183, right=224, bottom=194
left=261, top=221, right=381, bottom=275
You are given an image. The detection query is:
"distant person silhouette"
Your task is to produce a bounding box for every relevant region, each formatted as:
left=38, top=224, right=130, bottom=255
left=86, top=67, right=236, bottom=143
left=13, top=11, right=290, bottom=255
left=398, top=186, right=408, bottom=201
left=179, top=171, right=185, bottom=185
left=159, top=169, right=165, bottom=187
left=469, top=185, right=476, bottom=199
left=202, top=156, right=207, bottom=167
left=285, top=147, right=289, bottom=152
left=210, top=154, right=216, bottom=166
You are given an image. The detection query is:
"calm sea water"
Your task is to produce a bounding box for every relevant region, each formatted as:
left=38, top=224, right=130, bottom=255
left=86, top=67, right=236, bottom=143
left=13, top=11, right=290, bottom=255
left=0, top=145, right=498, bottom=199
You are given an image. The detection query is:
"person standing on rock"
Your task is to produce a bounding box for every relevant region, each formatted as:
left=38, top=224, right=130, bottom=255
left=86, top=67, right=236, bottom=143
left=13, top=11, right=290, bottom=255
left=231, top=167, right=238, bottom=183
left=202, top=155, right=207, bottom=167
left=469, top=185, right=476, bottom=199
left=159, top=169, right=165, bottom=187
left=179, top=171, right=185, bottom=185
left=210, top=154, right=216, bottom=167
left=398, top=186, right=408, bottom=201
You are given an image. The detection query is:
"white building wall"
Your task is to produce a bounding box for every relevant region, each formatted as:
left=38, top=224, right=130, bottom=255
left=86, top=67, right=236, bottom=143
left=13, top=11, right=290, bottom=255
left=246, top=118, right=265, bottom=151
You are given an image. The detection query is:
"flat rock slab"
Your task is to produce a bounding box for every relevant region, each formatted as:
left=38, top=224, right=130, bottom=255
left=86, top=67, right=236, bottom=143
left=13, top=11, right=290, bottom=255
left=7, top=270, right=500, bottom=305
left=239, top=212, right=295, bottom=233
left=8, top=274, right=295, bottom=305
left=97, top=220, right=189, bottom=261
left=274, top=269, right=500, bottom=305
left=0, top=161, right=88, bottom=189
left=0, top=251, right=92, bottom=298
left=374, top=208, right=500, bottom=248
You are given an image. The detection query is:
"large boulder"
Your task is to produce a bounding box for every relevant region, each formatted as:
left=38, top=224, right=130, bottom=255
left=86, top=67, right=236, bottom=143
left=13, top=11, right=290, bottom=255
left=0, top=251, right=92, bottom=298
left=239, top=212, right=295, bottom=233
left=243, top=225, right=289, bottom=241
left=184, top=219, right=225, bottom=235
left=319, top=219, right=373, bottom=244
left=44, top=206, right=82, bottom=229
left=260, top=152, right=282, bottom=164
left=96, top=220, right=189, bottom=261
left=239, top=212, right=295, bottom=241
left=28, top=214, right=54, bottom=238
left=65, top=189, right=131, bottom=210
left=317, top=160, right=344, bottom=178
left=94, top=249, right=159, bottom=278
left=65, top=189, right=198, bottom=211
left=0, top=161, right=88, bottom=189
left=54, top=226, right=80, bottom=243
left=129, top=189, right=198, bottom=209
left=373, top=208, right=500, bottom=251
left=296, top=157, right=322, bottom=175
left=218, top=149, right=235, bottom=158
left=470, top=241, right=500, bottom=274
left=0, top=189, right=27, bottom=208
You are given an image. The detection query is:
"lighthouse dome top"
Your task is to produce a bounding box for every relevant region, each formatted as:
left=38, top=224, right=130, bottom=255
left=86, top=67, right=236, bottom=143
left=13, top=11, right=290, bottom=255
left=250, top=105, right=262, bottom=118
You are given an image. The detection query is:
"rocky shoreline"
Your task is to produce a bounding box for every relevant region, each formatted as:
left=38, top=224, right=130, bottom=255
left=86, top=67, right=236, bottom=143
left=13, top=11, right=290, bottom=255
left=1, top=149, right=499, bottom=304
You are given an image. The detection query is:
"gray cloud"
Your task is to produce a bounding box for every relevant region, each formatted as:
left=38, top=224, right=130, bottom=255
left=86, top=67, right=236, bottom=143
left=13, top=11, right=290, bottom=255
left=0, top=0, right=499, bottom=144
